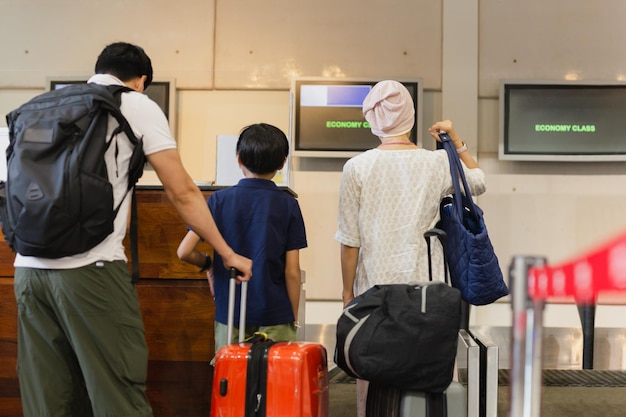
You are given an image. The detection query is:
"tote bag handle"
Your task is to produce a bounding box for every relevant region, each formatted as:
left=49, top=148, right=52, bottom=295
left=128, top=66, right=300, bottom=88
left=438, top=132, right=480, bottom=222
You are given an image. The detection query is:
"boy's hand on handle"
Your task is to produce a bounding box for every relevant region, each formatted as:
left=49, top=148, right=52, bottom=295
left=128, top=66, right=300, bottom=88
left=223, top=253, right=252, bottom=281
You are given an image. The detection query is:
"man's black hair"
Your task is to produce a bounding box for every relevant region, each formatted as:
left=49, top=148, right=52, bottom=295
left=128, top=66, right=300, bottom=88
left=95, top=42, right=153, bottom=89
left=236, top=123, right=289, bottom=175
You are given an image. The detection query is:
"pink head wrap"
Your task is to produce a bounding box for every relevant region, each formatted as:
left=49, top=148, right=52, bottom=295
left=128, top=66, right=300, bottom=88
left=362, top=80, right=415, bottom=138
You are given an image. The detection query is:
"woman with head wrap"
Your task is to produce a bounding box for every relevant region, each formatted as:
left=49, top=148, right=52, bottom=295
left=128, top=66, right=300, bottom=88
left=334, top=80, right=487, bottom=417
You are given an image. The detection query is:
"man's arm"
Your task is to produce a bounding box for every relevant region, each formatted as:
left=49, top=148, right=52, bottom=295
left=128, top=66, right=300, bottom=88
left=340, top=244, right=359, bottom=307
left=147, top=148, right=252, bottom=280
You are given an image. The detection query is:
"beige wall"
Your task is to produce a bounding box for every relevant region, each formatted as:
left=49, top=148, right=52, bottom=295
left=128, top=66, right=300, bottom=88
left=2, top=0, right=626, bottom=327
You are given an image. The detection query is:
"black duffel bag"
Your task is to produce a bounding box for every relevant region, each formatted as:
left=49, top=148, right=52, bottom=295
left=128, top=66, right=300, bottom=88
left=334, top=281, right=461, bottom=393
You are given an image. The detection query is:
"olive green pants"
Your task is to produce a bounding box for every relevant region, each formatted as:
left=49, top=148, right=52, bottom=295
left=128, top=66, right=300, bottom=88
left=14, top=261, right=152, bottom=417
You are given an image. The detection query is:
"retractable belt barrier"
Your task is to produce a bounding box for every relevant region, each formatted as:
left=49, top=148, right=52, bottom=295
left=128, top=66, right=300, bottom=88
left=509, top=229, right=626, bottom=417
left=527, top=230, right=626, bottom=301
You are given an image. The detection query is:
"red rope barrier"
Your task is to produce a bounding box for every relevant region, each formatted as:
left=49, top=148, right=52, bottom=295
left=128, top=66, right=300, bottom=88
left=528, top=230, right=626, bottom=301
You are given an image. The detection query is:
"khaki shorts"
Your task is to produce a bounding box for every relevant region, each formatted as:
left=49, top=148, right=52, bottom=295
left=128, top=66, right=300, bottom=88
left=213, top=321, right=297, bottom=363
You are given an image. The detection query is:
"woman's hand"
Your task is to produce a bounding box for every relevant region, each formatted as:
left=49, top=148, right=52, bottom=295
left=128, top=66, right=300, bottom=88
left=428, top=120, right=459, bottom=143
left=429, top=119, right=479, bottom=168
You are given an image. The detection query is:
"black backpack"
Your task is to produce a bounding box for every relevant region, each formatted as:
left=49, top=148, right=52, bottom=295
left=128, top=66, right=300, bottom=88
left=0, top=83, right=146, bottom=258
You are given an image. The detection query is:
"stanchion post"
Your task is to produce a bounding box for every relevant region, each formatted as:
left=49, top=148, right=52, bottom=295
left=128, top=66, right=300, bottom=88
left=577, top=301, right=596, bottom=369
left=508, top=256, right=546, bottom=417
left=528, top=290, right=545, bottom=417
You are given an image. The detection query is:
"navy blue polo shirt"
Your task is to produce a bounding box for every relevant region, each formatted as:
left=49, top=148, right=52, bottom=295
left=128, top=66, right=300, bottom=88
left=209, top=178, right=307, bottom=326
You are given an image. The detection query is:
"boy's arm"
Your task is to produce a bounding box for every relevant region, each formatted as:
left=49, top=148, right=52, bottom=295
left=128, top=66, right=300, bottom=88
left=285, top=249, right=302, bottom=322
left=177, top=230, right=215, bottom=296
left=176, top=230, right=205, bottom=267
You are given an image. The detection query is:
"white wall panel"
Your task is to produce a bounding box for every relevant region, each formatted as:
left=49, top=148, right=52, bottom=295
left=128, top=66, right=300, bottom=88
left=214, top=0, right=442, bottom=89
left=478, top=173, right=626, bottom=283
left=0, top=0, right=215, bottom=88
left=479, top=0, right=626, bottom=97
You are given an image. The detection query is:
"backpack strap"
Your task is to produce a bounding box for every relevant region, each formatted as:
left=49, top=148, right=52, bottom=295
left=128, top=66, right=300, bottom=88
left=102, top=84, right=146, bottom=284
left=97, top=85, right=146, bottom=212
left=103, top=85, right=146, bottom=178
left=130, top=188, right=140, bottom=284
left=105, top=85, right=141, bottom=145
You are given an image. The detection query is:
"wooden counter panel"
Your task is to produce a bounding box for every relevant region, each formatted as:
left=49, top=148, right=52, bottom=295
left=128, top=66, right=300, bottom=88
left=137, top=279, right=215, bottom=362
left=124, top=189, right=213, bottom=280
left=0, top=188, right=215, bottom=281
left=0, top=278, right=215, bottom=362
left=0, top=361, right=213, bottom=417
left=0, top=298, right=17, bottom=383
left=0, top=188, right=218, bottom=416
left=0, top=241, right=15, bottom=278
left=147, top=360, right=212, bottom=417
left=0, top=278, right=215, bottom=417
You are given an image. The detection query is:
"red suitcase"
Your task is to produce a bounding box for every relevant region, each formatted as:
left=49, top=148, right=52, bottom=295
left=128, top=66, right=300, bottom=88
left=210, top=270, right=330, bottom=417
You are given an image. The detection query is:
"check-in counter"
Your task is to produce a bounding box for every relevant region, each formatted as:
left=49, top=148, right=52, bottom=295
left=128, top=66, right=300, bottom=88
left=0, top=184, right=297, bottom=417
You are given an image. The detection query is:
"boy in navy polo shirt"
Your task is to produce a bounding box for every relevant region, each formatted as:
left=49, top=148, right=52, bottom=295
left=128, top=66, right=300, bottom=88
left=177, top=123, right=307, bottom=355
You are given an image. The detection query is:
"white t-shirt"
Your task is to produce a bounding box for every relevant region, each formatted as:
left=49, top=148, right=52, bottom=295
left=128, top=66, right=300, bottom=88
left=14, top=74, right=177, bottom=269
left=334, top=148, right=486, bottom=296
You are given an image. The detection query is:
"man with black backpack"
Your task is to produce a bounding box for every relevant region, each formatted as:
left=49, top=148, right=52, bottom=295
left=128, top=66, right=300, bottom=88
left=6, top=42, right=252, bottom=417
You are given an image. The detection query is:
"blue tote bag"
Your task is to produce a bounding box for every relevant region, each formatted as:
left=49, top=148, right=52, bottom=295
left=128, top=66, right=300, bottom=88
left=437, top=133, right=509, bottom=305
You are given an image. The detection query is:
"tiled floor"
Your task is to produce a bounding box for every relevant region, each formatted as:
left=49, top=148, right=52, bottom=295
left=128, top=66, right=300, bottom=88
left=311, top=325, right=626, bottom=416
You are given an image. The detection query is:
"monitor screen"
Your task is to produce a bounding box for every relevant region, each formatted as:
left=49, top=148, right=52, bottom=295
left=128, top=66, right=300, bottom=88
left=47, top=78, right=176, bottom=135
left=500, top=80, right=626, bottom=161
left=291, top=78, right=423, bottom=158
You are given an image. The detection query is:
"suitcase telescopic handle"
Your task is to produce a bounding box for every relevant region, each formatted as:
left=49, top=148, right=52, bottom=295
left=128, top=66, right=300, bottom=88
left=227, top=267, right=247, bottom=344
left=424, top=228, right=449, bottom=284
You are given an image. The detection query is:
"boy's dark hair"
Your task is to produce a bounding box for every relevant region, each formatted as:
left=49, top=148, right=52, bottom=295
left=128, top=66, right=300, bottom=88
left=95, top=42, right=153, bottom=89
left=236, top=123, right=289, bottom=175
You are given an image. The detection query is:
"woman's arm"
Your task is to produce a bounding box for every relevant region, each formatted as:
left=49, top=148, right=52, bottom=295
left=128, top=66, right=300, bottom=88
left=429, top=119, right=486, bottom=195
left=340, top=244, right=360, bottom=307
left=428, top=119, right=479, bottom=168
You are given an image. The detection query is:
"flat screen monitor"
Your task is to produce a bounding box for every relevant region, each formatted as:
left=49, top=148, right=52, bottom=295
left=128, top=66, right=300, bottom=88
left=500, top=80, right=626, bottom=161
left=291, top=77, right=423, bottom=158
left=46, top=77, right=176, bottom=135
